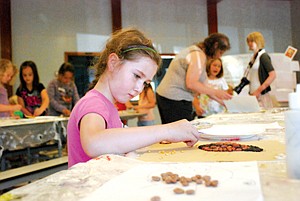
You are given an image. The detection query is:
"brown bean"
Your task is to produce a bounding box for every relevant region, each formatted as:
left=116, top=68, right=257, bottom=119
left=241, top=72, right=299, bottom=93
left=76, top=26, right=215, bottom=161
left=185, top=189, right=195, bottom=195
left=180, top=180, right=189, bottom=186
left=150, top=196, right=161, bottom=201
left=210, top=180, right=219, bottom=187
left=173, top=187, right=185, bottom=194
left=195, top=179, right=203, bottom=184
left=202, top=175, right=211, bottom=182
left=152, top=176, right=161, bottom=182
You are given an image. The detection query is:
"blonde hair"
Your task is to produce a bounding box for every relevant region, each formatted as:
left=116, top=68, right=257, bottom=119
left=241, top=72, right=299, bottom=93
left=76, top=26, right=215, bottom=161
left=0, top=59, right=13, bottom=78
left=246, top=32, right=265, bottom=49
left=89, top=28, right=161, bottom=89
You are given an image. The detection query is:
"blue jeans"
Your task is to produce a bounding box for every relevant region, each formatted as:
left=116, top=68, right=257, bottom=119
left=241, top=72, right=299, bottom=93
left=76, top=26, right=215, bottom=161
left=137, top=120, right=155, bottom=127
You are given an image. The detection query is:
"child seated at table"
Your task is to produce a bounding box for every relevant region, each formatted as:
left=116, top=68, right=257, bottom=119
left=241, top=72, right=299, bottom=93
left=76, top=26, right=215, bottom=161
left=131, top=83, right=156, bottom=126
left=67, top=28, right=200, bottom=167
left=47, top=62, right=80, bottom=117
left=0, top=59, right=22, bottom=118
left=16, top=61, right=49, bottom=117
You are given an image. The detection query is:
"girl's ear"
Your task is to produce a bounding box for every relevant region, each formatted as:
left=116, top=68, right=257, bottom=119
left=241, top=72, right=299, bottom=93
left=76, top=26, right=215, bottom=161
left=107, top=53, right=120, bottom=72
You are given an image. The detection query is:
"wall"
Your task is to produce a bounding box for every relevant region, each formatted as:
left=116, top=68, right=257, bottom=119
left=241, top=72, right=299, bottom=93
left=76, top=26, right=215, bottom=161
left=122, top=0, right=208, bottom=53
left=7, top=0, right=298, bottom=126
left=218, top=0, right=292, bottom=55
left=10, top=1, right=295, bottom=92
left=11, top=0, right=111, bottom=89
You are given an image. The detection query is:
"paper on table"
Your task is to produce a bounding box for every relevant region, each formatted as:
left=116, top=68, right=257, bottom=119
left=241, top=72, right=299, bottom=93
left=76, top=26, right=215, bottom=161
left=80, top=161, right=263, bottom=201
left=224, top=96, right=260, bottom=113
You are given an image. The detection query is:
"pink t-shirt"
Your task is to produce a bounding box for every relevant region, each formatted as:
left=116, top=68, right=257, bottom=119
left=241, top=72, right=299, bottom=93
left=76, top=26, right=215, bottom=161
left=67, top=89, right=122, bottom=167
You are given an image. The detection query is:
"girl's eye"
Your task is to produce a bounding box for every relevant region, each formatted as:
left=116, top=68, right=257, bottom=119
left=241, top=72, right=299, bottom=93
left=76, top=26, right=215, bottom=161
left=134, top=73, right=141, bottom=79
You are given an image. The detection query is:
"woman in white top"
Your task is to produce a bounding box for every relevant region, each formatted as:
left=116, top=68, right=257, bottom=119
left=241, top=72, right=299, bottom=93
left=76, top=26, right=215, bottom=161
left=246, top=32, right=276, bottom=109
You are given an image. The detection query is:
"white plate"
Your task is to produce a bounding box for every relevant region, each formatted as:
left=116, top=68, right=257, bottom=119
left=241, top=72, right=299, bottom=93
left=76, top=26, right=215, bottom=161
left=198, top=124, right=265, bottom=141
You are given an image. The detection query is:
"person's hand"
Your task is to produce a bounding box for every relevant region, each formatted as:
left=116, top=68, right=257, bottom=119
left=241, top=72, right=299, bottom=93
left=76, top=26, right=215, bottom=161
left=209, top=89, right=232, bottom=107
left=215, top=89, right=232, bottom=100
left=195, top=107, right=204, bottom=117
left=251, top=90, right=261, bottom=98
left=227, top=85, right=234, bottom=95
left=62, top=108, right=71, bottom=117
left=11, top=114, right=21, bottom=119
left=33, top=107, right=44, bottom=116
left=164, top=119, right=199, bottom=147
left=12, top=104, right=22, bottom=111
left=133, top=105, right=139, bottom=112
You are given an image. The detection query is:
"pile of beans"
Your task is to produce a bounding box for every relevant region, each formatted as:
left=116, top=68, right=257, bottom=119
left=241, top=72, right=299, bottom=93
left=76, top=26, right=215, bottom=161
left=198, top=142, right=263, bottom=152
left=150, top=171, right=218, bottom=200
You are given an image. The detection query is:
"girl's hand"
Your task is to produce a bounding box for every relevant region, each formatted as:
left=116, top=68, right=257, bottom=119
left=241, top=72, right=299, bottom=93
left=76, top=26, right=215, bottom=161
left=133, top=105, right=139, bottom=112
left=34, top=107, right=44, bottom=116
left=195, top=107, right=204, bottom=117
left=12, top=104, right=22, bottom=111
left=164, top=119, right=199, bottom=147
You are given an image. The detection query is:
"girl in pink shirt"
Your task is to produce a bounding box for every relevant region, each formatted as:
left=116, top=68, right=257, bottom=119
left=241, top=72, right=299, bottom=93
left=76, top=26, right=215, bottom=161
left=67, top=28, right=200, bottom=167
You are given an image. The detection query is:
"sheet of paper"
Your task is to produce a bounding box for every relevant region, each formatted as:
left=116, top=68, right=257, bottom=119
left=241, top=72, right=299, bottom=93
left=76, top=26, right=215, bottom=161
left=81, top=161, right=263, bottom=201
left=224, top=96, right=260, bottom=113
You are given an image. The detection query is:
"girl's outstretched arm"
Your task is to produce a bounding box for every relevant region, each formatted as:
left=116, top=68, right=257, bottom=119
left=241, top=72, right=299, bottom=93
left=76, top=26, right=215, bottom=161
left=80, top=113, right=199, bottom=158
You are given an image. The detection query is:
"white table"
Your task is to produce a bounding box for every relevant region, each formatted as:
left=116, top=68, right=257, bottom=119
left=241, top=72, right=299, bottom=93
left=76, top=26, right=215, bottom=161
left=1, top=109, right=300, bottom=200
left=0, top=116, right=68, bottom=171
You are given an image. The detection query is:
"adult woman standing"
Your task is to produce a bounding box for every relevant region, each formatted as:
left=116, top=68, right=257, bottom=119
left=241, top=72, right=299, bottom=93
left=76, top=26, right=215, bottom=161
left=156, top=33, right=232, bottom=124
left=245, top=32, right=276, bottom=109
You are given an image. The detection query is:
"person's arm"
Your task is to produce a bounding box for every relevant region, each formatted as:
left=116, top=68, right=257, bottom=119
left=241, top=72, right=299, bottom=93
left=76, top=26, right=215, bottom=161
left=80, top=113, right=199, bottom=158
left=0, top=103, right=22, bottom=113
left=192, top=95, right=204, bottom=117
left=185, top=51, right=231, bottom=104
left=252, top=70, right=276, bottom=97
left=17, top=96, right=32, bottom=116
left=47, top=80, right=67, bottom=114
left=34, top=89, right=49, bottom=116
left=252, top=54, right=276, bottom=97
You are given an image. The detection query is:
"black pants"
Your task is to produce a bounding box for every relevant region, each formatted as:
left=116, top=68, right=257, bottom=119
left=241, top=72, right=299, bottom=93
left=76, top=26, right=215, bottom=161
left=156, top=93, right=193, bottom=124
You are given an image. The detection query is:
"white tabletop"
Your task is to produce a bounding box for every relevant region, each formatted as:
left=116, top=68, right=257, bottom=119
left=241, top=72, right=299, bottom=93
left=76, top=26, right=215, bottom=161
left=2, top=109, right=300, bottom=201
left=0, top=116, right=69, bottom=127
